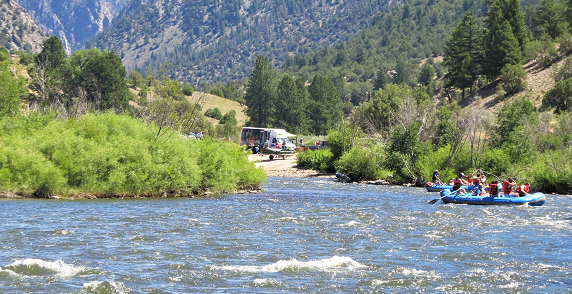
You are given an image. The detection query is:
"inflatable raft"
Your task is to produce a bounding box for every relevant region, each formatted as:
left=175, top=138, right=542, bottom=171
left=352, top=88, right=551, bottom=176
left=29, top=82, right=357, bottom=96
left=425, top=182, right=474, bottom=192
left=439, top=190, right=547, bottom=206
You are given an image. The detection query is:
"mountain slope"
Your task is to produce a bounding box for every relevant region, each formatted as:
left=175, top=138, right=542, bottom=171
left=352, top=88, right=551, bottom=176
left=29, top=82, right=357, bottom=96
left=15, top=0, right=130, bottom=54
left=0, top=0, right=48, bottom=53
left=89, top=0, right=390, bottom=84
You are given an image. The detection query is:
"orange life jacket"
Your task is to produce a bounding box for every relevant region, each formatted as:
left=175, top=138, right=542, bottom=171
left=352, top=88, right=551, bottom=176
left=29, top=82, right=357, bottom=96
left=503, top=181, right=511, bottom=195
left=489, top=183, right=498, bottom=195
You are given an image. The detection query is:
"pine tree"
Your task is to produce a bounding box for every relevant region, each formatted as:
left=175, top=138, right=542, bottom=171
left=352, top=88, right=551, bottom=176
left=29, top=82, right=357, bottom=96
left=485, top=0, right=527, bottom=77
left=530, top=0, right=568, bottom=39
left=275, top=75, right=310, bottom=134
left=486, top=20, right=522, bottom=78
left=373, top=68, right=392, bottom=90
left=443, top=11, right=484, bottom=95
left=418, top=63, right=436, bottom=86
left=308, top=75, right=343, bottom=135
left=245, top=56, right=276, bottom=127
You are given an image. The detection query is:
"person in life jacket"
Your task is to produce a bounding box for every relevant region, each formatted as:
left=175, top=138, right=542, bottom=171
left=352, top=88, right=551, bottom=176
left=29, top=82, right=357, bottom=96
left=474, top=183, right=487, bottom=196
left=473, top=174, right=481, bottom=185
left=432, top=170, right=442, bottom=184
left=517, top=183, right=529, bottom=197
left=489, top=180, right=499, bottom=197
left=453, top=173, right=469, bottom=192
left=502, top=178, right=517, bottom=196
left=480, top=173, right=487, bottom=185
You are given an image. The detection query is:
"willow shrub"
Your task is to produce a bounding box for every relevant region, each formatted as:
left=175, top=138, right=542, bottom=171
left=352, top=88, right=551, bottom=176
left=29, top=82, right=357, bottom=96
left=195, top=138, right=266, bottom=192
left=0, top=113, right=265, bottom=197
left=296, top=149, right=335, bottom=172
left=335, top=147, right=379, bottom=181
left=527, top=150, right=572, bottom=194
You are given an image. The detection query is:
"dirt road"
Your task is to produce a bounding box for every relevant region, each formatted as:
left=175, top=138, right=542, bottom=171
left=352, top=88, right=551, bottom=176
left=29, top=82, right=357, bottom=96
left=248, top=154, right=332, bottom=178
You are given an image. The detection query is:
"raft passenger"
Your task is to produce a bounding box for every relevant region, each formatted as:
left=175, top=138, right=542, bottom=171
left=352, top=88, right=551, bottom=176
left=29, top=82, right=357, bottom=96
left=502, top=178, right=517, bottom=196
left=453, top=173, right=469, bottom=193
left=432, top=170, right=442, bottom=184
left=480, top=173, right=487, bottom=185
left=489, top=180, right=499, bottom=197
left=517, top=183, right=529, bottom=197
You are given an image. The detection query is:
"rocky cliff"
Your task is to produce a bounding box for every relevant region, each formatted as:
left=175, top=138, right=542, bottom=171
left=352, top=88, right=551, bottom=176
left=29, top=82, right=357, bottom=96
left=0, top=0, right=48, bottom=53
left=15, top=0, right=130, bottom=54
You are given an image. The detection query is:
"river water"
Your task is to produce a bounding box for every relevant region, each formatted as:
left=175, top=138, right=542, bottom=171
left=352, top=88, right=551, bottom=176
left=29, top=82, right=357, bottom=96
left=1, top=177, right=571, bottom=293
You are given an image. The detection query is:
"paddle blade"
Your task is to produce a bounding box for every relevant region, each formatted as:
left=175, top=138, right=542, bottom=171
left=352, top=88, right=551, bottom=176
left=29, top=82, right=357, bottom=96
left=428, top=199, right=439, bottom=204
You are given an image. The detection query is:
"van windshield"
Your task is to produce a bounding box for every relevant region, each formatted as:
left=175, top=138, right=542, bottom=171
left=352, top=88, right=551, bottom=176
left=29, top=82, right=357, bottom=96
left=277, top=138, right=292, bottom=144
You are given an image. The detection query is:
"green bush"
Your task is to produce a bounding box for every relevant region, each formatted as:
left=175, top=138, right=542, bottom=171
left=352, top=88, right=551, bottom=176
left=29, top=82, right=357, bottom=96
left=296, top=149, right=335, bottom=172
left=195, top=138, right=266, bottom=192
left=479, top=148, right=511, bottom=178
left=0, top=113, right=266, bottom=197
left=182, top=84, right=194, bottom=96
left=527, top=150, right=572, bottom=194
left=500, top=64, right=527, bottom=94
left=204, top=108, right=223, bottom=120
left=335, top=147, right=378, bottom=181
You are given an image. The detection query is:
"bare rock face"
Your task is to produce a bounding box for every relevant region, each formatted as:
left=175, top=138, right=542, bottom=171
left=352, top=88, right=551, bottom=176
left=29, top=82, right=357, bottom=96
left=14, top=0, right=129, bottom=54
left=0, top=0, right=49, bottom=53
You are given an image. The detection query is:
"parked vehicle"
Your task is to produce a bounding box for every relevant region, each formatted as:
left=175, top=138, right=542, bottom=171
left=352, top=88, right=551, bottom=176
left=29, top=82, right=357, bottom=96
left=240, top=127, right=298, bottom=150
left=301, top=140, right=328, bottom=151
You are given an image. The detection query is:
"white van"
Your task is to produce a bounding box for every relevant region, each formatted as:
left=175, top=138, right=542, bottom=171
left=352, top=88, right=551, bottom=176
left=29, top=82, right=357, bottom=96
left=240, top=127, right=297, bottom=150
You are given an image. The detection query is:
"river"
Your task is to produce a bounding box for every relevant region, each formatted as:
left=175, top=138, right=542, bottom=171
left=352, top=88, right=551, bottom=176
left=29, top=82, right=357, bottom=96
left=1, top=177, right=571, bottom=293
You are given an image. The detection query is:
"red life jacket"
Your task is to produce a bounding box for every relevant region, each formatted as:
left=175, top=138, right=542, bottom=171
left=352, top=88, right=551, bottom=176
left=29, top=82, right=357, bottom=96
left=502, top=181, right=511, bottom=195
left=489, top=183, right=498, bottom=195
left=453, top=178, right=462, bottom=190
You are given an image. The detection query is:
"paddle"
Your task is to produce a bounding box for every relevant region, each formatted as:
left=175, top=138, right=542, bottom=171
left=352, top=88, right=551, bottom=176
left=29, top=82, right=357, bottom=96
left=428, top=190, right=460, bottom=204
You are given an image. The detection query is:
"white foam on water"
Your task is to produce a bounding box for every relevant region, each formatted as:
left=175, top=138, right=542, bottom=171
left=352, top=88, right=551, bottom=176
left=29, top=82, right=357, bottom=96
left=82, top=280, right=131, bottom=293
left=498, top=281, right=522, bottom=289
left=214, top=256, right=367, bottom=273
left=339, top=221, right=361, bottom=227
left=3, top=258, right=85, bottom=278
left=398, top=267, right=441, bottom=279
left=0, top=266, right=19, bottom=278
left=252, top=278, right=283, bottom=287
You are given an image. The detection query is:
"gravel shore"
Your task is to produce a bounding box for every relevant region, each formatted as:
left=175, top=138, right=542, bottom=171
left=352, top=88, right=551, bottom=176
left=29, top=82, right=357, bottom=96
left=248, top=154, right=334, bottom=178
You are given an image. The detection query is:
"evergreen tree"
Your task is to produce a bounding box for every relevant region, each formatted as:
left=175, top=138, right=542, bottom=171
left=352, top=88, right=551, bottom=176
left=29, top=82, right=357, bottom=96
left=393, top=60, right=412, bottom=85
left=35, top=36, right=67, bottom=69
left=245, top=56, right=276, bottom=127
left=308, top=75, right=343, bottom=135
left=529, top=0, right=568, bottom=39
left=444, top=11, right=484, bottom=95
left=373, top=68, right=392, bottom=90
left=485, top=20, right=523, bottom=78
left=543, top=78, right=572, bottom=113
left=31, top=36, right=68, bottom=107
left=275, top=75, right=309, bottom=134
left=485, top=0, right=527, bottom=77
left=418, top=63, right=436, bottom=86
left=81, top=50, right=130, bottom=110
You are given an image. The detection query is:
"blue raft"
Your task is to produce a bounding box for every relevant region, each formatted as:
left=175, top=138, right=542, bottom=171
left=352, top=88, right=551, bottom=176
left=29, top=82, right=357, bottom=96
left=425, top=182, right=474, bottom=192
left=439, top=190, right=547, bottom=206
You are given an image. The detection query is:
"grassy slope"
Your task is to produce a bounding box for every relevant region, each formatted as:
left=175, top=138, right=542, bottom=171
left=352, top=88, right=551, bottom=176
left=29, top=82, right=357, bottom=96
left=453, top=58, right=562, bottom=111
left=188, top=92, right=247, bottom=126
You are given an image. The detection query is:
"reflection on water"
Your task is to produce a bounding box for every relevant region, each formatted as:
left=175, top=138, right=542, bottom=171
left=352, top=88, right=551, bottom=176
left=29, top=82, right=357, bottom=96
left=1, top=177, right=571, bottom=293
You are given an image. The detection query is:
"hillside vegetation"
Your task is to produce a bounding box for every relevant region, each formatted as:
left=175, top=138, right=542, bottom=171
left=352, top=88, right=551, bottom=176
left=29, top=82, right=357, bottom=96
left=89, top=0, right=390, bottom=84
left=0, top=0, right=47, bottom=53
